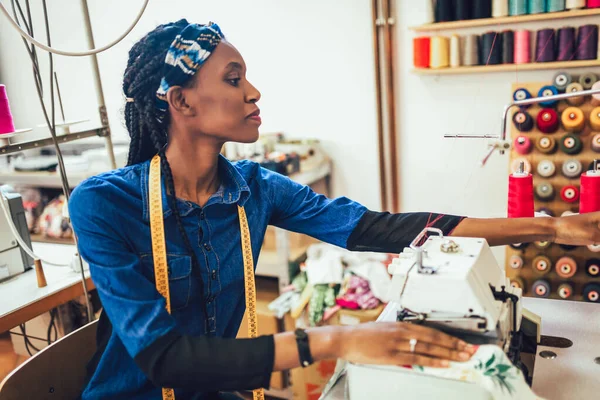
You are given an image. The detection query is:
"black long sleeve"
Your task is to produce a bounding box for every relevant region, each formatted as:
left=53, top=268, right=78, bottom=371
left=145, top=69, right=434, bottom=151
left=134, top=330, right=275, bottom=392
left=346, top=211, right=466, bottom=253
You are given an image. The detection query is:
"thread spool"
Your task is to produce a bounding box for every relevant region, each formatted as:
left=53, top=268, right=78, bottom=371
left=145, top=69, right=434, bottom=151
left=463, top=34, right=480, bottom=66
left=454, top=0, right=472, bottom=20
left=592, top=133, right=600, bottom=152
left=559, top=243, right=578, bottom=251
left=538, top=86, right=559, bottom=107
left=528, top=0, right=546, bottom=13
left=590, top=107, right=600, bottom=130
left=583, top=283, right=600, bottom=303
left=535, top=182, right=555, bottom=201
left=510, top=277, right=526, bottom=292
left=435, top=0, right=454, bottom=22
left=585, top=259, right=600, bottom=277
left=423, top=0, right=435, bottom=23
left=556, top=256, right=577, bottom=278
left=558, top=283, right=574, bottom=299
left=560, top=185, right=580, bottom=203
left=588, top=160, right=600, bottom=171
left=430, top=36, right=450, bottom=69
left=588, top=244, right=600, bottom=252
left=562, top=159, right=583, bottom=178
left=565, top=82, right=585, bottom=105
left=413, top=37, right=431, bottom=68
left=579, top=72, right=598, bottom=89
left=537, top=108, right=559, bottom=133
left=510, top=242, right=529, bottom=249
left=508, top=161, right=535, bottom=217
left=553, top=71, right=572, bottom=91
left=510, top=0, right=528, bottom=15
left=532, top=279, right=551, bottom=297
left=473, top=0, right=493, bottom=19
left=513, top=87, right=532, bottom=106
left=546, top=0, right=566, bottom=11
left=559, top=134, right=583, bottom=155
left=514, top=30, right=531, bottom=64
left=534, top=240, right=551, bottom=249
left=536, top=136, right=557, bottom=153
left=566, top=0, right=586, bottom=8
left=536, top=29, right=557, bottom=62
left=493, top=0, right=510, bottom=16
left=0, top=85, right=16, bottom=135
left=537, top=159, right=556, bottom=177
left=591, top=81, right=600, bottom=107
left=536, top=207, right=555, bottom=216
left=450, top=35, right=461, bottom=67
left=481, top=31, right=503, bottom=65
left=509, top=254, right=524, bottom=269
left=557, top=27, right=576, bottom=61
left=511, top=157, right=532, bottom=173
left=514, top=136, right=533, bottom=154
left=503, top=30, right=515, bottom=63
left=534, top=254, right=555, bottom=270
left=34, top=259, right=47, bottom=288
left=588, top=0, right=600, bottom=7
left=561, top=107, right=585, bottom=131
left=513, top=110, right=534, bottom=131
left=579, top=162, right=600, bottom=213
left=576, top=25, right=599, bottom=60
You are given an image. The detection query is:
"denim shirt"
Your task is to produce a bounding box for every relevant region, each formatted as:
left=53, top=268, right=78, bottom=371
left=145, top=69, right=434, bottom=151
left=68, top=155, right=367, bottom=400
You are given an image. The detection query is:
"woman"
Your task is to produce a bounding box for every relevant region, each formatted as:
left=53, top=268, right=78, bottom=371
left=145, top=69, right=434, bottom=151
left=69, top=20, right=600, bottom=400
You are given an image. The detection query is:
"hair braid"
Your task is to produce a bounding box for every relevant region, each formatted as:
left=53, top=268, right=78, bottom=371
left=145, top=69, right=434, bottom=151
left=122, top=19, right=210, bottom=331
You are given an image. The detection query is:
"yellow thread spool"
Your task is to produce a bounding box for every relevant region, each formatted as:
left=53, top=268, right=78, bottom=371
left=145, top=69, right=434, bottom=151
left=430, top=36, right=450, bottom=69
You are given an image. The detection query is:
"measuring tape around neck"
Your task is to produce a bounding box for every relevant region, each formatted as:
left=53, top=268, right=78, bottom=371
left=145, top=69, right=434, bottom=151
left=149, top=155, right=265, bottom=400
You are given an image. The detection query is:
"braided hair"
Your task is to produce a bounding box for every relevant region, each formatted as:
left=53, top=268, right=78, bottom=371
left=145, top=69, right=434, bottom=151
left=123, top=19, right=209, bottom=327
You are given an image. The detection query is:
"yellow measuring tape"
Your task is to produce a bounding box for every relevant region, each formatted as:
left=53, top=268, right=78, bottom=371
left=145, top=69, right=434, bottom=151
left=149, top=155, right=265, bottom=400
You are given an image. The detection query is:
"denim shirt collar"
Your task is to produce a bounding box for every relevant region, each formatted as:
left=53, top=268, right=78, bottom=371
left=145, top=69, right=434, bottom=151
left=142, top=154, right=250, bottom=222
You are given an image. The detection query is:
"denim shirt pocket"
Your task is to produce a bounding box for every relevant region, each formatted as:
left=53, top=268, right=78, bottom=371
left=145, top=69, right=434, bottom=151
left=141, top=253, right=193, bottom=311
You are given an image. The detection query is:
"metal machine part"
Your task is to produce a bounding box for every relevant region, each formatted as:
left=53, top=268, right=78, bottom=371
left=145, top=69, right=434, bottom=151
left=0, top=192, right=33, bottom=281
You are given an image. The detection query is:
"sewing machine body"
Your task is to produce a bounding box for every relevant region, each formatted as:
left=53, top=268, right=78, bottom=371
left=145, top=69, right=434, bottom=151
left=0, top=191, right=33, bottom=281
left=346, top=231, right=538, bottom=400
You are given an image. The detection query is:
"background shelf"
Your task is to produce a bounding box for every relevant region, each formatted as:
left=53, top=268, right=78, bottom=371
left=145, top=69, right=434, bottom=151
left=412, top=59, right=600, bottom=75
left=409, top=8, right=600, bottom=32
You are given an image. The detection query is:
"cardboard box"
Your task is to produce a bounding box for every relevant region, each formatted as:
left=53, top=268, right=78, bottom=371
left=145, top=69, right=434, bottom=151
left=261, top=226, right=318, bottom=253
left=289, top=305, right=385, bottom=400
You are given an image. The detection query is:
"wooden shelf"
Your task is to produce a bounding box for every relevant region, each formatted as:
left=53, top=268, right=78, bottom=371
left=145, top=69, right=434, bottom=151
left=409, top=8, right=600, bottom=32
left=30, top=234, right=75, bottom=245
left=412, top=59, right=600, bottom=75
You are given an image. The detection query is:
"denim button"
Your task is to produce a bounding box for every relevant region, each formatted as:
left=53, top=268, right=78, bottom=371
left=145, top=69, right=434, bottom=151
left=204, top=243, right=212, bottom=251
left=211, top=270, right=217, bottom=280
left=199, top=211, right=205, bottom=220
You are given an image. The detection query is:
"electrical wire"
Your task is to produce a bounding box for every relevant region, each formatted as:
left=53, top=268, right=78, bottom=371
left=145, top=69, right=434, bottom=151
left=0, top=191, right=69, bottom=267
left=0, top=0, right=149, bottom=56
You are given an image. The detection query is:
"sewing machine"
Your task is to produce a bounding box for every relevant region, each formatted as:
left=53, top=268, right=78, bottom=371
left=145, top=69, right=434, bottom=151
left=0, top=189, right=33, bottom=281
left=346, top=228, right=541, bottom=400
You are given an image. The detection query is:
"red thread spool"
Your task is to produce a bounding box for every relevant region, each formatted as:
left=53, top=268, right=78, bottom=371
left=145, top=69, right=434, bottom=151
left=513, top=136, right=532, bottom=154
left=537, top=108, right=559, bottom=133
left=508, top=163, right=534, bottom=218
left=560, top=185, right=580, bottom=203
left=0, top=85, right=16, bottom=135
left=580, top=165, right=600, bottom=213
left=413, top=37, right=430, bottom=68
left=588, top=0, right=600, bottom=8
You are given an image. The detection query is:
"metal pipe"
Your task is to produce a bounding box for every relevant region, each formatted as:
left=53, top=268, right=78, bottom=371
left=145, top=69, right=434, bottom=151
left=80, top=0, right=117, bottom=170
left=371, top=0, right=388, bottom=211
left=382, top=0, right=400, bottom=213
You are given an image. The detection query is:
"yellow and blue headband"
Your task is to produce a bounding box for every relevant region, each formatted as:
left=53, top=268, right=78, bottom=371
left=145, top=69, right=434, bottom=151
left=155, top=22, right=225, bottom=121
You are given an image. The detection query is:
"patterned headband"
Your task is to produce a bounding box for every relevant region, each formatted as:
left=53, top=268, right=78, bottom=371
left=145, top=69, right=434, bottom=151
left=155, top=22, right=225, bottom=121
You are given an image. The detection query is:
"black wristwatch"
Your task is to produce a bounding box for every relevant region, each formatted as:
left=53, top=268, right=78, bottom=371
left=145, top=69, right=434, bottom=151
left=294, top=329, right=314, bottom=368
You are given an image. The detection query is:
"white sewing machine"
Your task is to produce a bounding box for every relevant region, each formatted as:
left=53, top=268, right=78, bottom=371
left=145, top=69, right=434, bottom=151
left=0, top=188, right=33, bottom=281
left=346, top=228, right=540, bottom=400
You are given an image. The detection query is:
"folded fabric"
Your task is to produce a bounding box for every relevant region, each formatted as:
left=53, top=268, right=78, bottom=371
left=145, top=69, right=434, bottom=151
left=404, top=345, right=545, bottom=400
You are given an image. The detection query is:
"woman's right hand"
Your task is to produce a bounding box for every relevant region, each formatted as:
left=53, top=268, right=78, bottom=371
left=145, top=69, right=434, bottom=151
left=337, top=322, right=476, bottom=368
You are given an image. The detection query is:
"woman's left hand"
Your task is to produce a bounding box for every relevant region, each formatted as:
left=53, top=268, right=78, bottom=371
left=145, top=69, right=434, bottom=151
left=552, top=212, right=600, bottom=245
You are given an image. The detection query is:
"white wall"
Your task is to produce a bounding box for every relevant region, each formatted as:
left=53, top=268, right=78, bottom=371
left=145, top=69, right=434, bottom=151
left=0, top=0, right=383, bottom=210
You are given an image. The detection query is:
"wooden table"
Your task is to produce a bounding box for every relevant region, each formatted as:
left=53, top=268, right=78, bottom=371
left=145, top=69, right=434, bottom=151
left=0, top=242, right=94, bottom=333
